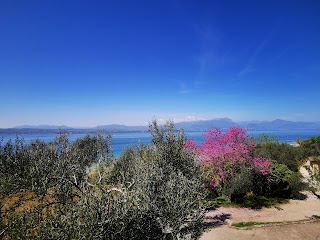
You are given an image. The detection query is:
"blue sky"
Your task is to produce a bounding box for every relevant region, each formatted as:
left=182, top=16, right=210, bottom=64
left=1, top=0, right=320, bottom=127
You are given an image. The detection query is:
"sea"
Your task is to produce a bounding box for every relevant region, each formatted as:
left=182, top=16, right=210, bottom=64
left=1, top=130, right=320, bottom=157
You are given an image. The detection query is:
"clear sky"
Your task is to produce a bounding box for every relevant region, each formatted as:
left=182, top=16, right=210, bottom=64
left=1, top=0, right=320, bottom=127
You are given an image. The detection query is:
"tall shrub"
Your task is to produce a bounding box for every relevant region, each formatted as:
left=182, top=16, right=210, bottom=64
left=2, top=121, right=207, bottom=240
left=109, top=120, right=207, bottom=239
left=189, top=127, right=270, bottom=188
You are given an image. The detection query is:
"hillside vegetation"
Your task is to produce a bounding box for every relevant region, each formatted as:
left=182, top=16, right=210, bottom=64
left=1, top=120, right=319, bottom=239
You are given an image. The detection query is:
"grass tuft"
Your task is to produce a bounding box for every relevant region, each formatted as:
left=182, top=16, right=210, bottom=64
left=205, top=195, right=289, bottom=209
left=232, top=221, right=282, bottom=228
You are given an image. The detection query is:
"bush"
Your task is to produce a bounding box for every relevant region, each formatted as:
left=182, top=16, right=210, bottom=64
left=0, top=133, right=112, bottom=196
left=300, top=136, right=320, bottom=158
left=223, top=163, right=269, bottom=203
left=188, top=127, right=271, bottom=200
left=1, top=121, right=207, bottom=240
left=4, top=183, right=143, bottom=240
left=254, top=140, right=304, bottom=172
left=1, top=133, right=113, bottom=238
left=268, top=162, right=307, bottom=199
left=254, top=135, right=307, bottom=199
left=109, top=120, right=207, bottom=239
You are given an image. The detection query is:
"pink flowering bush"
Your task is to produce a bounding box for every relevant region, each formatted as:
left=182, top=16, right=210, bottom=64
left=251, top=157, right=271, bottom=176
left=186, top=127, right=271, bottom=193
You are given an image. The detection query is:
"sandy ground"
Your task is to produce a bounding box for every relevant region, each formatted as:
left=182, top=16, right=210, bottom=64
left=200, top=162, right=320, bottom=240
left=201, top=221, right=320, bottom=240
left=204, top=191, right=320, bottom=224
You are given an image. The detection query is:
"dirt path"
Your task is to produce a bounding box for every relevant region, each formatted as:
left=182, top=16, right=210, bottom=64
left=200, top=163, right=320, bottom=240
left=201, top=221, right=320, bottom=240
left=204, top=191, right=320, bottom=224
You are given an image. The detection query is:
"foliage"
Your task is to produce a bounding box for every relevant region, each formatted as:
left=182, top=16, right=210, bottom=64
left=206, top=194, right=290, bottom=209
left=109, top=120, right=207, bottom=239
left=262, top=162, right=306, bottom=199
left=257, top=133, right=279, bottom=144
left=254, top=135, right=307, bottom=198
left=2, top=123, right=315, bottom=238
left=1, top=121, right=207, bottom=240
left=299, top=136, right=320, bottom=186
left=187, top=127, right=271, bottom=192
left=299, top=136, right=320, bottom=158
left=223, top=163, right=270, bottom=203
left=0, top=133, right=112, bottom=196
left=238, top=195, right=289, bottom=209
left=187, top=129, right=308, bottom=205
left=3, top=183, right=143, bottom=240
left=232, top=221, right=282, bottom=228
left=205, top=195, right=232, bottom=207
left=0, top=133, right=114, bottom=239
left=254, top=139, right=304, bottom=172
left=148, top=120, right=200, bottom=178
left=204, top=194, right=289, bottom=209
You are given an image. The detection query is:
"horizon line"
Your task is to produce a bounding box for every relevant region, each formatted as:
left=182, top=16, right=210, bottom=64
left=2, top=118, right=320, bottom=129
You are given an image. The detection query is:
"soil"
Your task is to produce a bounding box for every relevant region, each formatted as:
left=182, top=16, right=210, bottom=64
left=201, top=221, right=320, bottom=240
left=200, top=162, right=320, bottom=240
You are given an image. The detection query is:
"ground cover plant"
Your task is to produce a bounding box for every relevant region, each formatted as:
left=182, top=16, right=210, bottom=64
left=232, top=221, right=282, bottom=228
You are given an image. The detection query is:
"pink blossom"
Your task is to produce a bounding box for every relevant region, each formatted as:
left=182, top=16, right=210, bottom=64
left=184, top=138, right=197, bottom=150
left=192, top=127, right=271, bottom=188
left=252, top=157, right=271, bottom=175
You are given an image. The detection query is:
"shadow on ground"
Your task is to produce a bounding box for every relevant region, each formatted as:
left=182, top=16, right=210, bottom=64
left=203, top=206, right=231, bottom=229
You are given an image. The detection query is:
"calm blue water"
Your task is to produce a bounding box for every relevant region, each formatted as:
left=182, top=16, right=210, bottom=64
left=1, top=130, right=320, bottom=157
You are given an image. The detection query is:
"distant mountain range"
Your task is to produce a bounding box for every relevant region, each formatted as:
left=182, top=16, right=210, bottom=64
left=15, top=125, right=73, bottom=130
left=244, top=119, right=320, bottom=131
left=1, top=118, right=320, bottom=134
left=174, top=118, right=320, bottom=131
left=175, top=118, right=236, bottom=131
left=94, top=124, right=148, bottom=132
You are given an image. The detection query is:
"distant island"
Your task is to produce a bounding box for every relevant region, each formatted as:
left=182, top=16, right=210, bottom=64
left=1, top=118, right=320, bottom=134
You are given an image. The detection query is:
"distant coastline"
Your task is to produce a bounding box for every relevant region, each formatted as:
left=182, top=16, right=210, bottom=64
left=0, top=128, right=148, bottom=134
left=1, top=128, right=320, bottom=157
left=1, top=118, right=320, bottom=133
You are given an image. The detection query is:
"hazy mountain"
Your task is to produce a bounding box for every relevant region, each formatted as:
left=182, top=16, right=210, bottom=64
left=175, top=118, right=238, bottom=131
left=246, top=119, right=320, bottom=130
left=15, top=125, right=73, bottom=129
left=2, top=119, right=320, bottom=133
left=236, top=120, right=268, bottom=128
left=94, top=124, right=148, bottom=132
left=176, top=119, right=320, bottom=131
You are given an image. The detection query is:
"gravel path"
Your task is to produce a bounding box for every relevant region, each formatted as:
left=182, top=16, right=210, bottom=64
left=200, top=162, right=320, bottom=240
left=204, top=191, right=320, bottom=224
left=201, top=221, right=320, bottom=240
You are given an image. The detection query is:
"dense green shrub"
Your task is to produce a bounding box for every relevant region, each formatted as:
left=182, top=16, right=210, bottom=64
left=0, top=133, right=112, bottom=196
left=254, top=139, right=304, bottom=172
left=268, top=162, right=306, bottom=199
left=222, top=163, right=269, bottom=203
left=299, top=136, right=320, bottom=158
left=1, top=133, right=113, bottom=238
left=299, top=136, right=320, bottom=186
left=0, top=134, right=112, bottom=195
left=253, top=134, right=307, bottom=199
